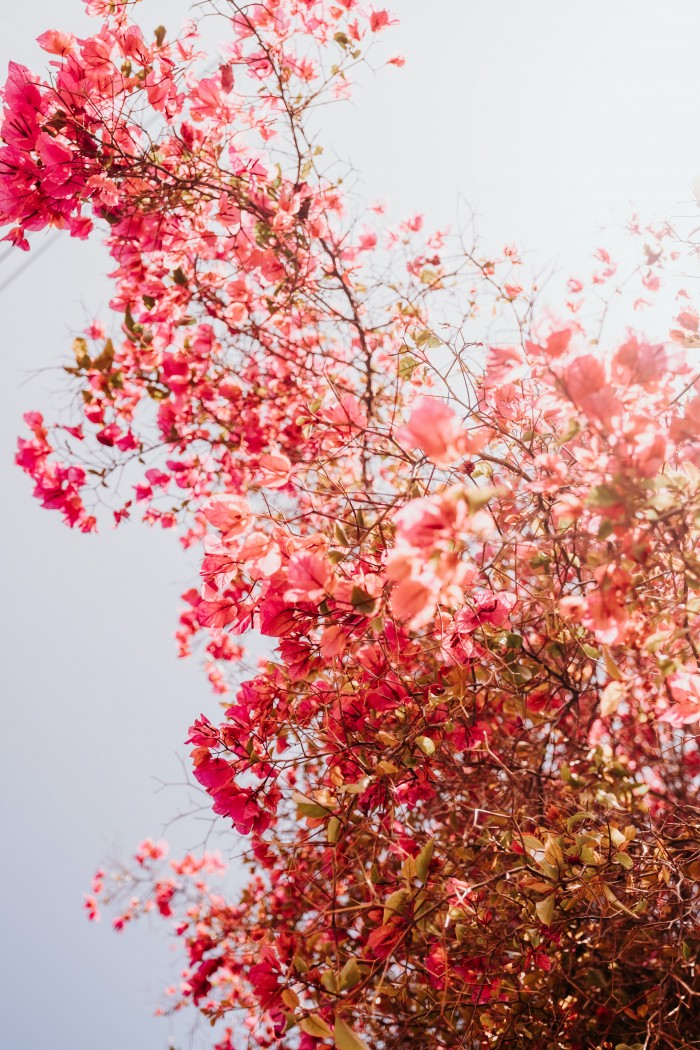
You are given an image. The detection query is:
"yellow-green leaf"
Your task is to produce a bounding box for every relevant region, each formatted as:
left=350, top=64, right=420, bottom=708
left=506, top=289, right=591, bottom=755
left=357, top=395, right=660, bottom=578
left=521, top=834, right=545, bottom=853
left=300, top=1014, right=333, bottom=1039
left=609, top=827, right=626, bottom=849
left=334, top=522, right=351, bottom=546
left=334, top=1017, right=370, bottom=1050
left=464, top=484, right=504, bottom=512
left=413, top=329, right=442, bottom=349
left=415, top=839, right=435, bottom=883
left=321, top=970, right=339, bottom=993
left=580, top=845, right=601, bottom=866
left=281, top=987, right=299, bottom=1010
left=535, top=894, right=555, bottom=926
left=603, top=647, right=624, bottom=681
left=600, top=681, right=624, bottom=718
left=566, top=811, right=589, bottom=832
left=350, top=586, right=376, bottom=615
left=398, top=354, right=419, bottom=380
left=339, top=957, right=362, bottom=991
left=383, top=887, right=410, bottom=924
left=297, top=802, right=330, bottom=819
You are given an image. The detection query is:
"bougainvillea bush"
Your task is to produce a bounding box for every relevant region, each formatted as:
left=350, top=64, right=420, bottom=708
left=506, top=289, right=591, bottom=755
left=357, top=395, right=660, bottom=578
left=5, top=2, right=700, bottom=1048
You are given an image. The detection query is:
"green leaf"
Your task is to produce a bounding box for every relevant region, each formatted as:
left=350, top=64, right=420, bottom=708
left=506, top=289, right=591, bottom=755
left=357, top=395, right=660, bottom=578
left=603, top=648, right=624, bottom=681
left=530, top=552, right=551, bottom=569
left=383, top=887, right=410, bottom=924
left=580, top=845, right=601, bottom=866
left=350, top=586, right=376, bottom=615
left=334, top=522, right=351, bottom=546
left=415, top=735, right=435, bottom=756
left=586, top=483, right=622, bottom=508
left=72, top=336, right=90, bottom=365
left=535, top=894, right=555, bottom=926
left=321, top=970, right=339, bottom=993
left=597, top=519, right=614, bottom=540
left=413, top=329, right=442, bottom=349
left=600, top=681, right=624, bottom=718
left=521, top=834, right=545, bottom=852
left=154, top=24, right=167, bottom=47
left=339, top=957, right=362, bottom=991
left=464, top=484, right=504, bottom=512
left=92, top=339, right=115, bottom=372
left=172, top=266, right=188, bottom=286
left=342, top=777, right=369, bottom=795
left=334, top=1018, right=370, bottom=1050
left=327, top=816, right=341, bottom=844
left=415, top=839, right=435, bottom=884
left=398, top=355, right=419, bottom=380
left=300, top=1014, right=333, bottom=1039
left=556, top=418, right=580, bottom=445
left=297, top=802, right=330, bottom=819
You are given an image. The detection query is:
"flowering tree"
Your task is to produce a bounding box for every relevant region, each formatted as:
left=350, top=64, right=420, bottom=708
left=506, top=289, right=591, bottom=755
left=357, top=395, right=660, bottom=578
left=5, top=2, right=700, bottom=1048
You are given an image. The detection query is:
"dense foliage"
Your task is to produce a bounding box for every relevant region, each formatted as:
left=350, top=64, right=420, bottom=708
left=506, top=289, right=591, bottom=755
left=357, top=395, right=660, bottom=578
left=5, top=3, right=700, bottom=1048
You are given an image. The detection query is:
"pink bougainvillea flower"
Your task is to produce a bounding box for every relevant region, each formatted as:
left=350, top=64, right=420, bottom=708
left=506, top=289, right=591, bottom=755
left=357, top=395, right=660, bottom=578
left=393, top=489, right=469, bottom=548
left=201, top=494, right=251, bottom=539
left=657, top=670, right=700, bottom=725
left=454, top=589, right=516, bottom=633
left=257, top=452, right=292, bottom=489
left=398, top=397, right=484, bottom=466
left=36, top=29, right=78, bottom=55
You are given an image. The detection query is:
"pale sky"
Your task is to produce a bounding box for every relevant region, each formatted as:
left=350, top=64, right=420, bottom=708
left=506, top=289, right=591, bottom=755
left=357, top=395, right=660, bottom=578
left=2, top=2, right=700, bottom=1048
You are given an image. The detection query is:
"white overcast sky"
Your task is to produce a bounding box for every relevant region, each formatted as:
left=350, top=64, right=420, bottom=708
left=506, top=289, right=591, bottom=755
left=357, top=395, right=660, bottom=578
left=2, top=2, right=700, bottom=1048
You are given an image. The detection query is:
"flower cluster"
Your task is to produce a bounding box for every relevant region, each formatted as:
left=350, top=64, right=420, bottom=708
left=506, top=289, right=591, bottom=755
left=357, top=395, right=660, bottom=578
left=6, top=2, right=700, bottom=1049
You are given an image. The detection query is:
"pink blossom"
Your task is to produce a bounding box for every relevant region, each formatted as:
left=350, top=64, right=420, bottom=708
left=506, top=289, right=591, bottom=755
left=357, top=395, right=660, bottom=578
left=399, top=397, right=475, bottom=467
left=202, top=495, right=251, bottom=538
left=485, top=345, right=526, bottom=386
left=238, top=532, right=281, bottom=578
left=257, top=452, right=292, bottom=489
left=390, top=575, right=438, bottom=629
left=369, top=9, right=397, bottom=31
left=284, top=551, right=335, bottom=602
left=393, top=492, right=468, bottom=548
left=657, top=670, right=700, bottom=725
left=455, top=589, right=516, bottom=633
left=36, top=29, right=78, bottom=56
left=562, top=354, right=622, bottom=427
